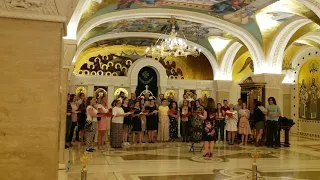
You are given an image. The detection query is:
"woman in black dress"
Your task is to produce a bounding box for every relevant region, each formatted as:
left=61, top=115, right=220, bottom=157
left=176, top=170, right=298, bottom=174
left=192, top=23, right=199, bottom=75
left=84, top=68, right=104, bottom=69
left=169, top=101, right=179, bottom=141
left=122, top=97, right=131, bottom=145
left=132, top=101, right=143, bottom=144
left=146, top=99, right=157, bottom=143
left=202, top=98, right=216, bottom=158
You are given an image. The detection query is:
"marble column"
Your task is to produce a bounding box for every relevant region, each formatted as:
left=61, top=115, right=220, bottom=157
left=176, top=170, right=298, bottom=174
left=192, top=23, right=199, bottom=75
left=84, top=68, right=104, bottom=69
left=87, top=85, right=94, bottom=97
left=130, top=86, right=136, bottom=96
left=159, top=86, right=167, bottom=95
left=0, top=18, right=64, bottom=180
left=178, top=88, right=184, bottom=105
left=108, top=86, right=115, bottom=107
left=215, top=80, right=233, bottom=104
left=58, top=68, right=69, bottom=170
left=196, top=89, right=202, bottom=99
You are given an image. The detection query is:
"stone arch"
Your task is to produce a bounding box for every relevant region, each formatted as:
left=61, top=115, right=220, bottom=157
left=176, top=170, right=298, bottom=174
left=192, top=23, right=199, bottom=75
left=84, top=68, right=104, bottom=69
left=127, top=58, right=168, bottom=88
left=72, top=32, right=217, bottom=78
left=265, top=17, right=311, bottom=73
left=75, top=8, right=264, bottom=70
left=282, top=46, right=320, bottom=84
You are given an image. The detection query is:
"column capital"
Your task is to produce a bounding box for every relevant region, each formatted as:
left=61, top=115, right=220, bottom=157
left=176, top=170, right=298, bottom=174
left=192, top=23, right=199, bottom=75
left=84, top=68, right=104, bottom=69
left=252, top=74, right=285, bottom=89
left=0, top=0, right=78, bottom=34
left=215, top=80, right=233, bottom=92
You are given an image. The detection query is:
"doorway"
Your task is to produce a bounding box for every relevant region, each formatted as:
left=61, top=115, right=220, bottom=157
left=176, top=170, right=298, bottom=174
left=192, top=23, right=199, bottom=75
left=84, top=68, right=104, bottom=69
left=136, top=66, right=158, bottom=97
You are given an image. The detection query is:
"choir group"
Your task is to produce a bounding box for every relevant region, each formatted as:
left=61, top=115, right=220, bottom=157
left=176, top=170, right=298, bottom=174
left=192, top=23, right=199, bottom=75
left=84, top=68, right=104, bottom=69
left=65, top=92, right=281, bottom=157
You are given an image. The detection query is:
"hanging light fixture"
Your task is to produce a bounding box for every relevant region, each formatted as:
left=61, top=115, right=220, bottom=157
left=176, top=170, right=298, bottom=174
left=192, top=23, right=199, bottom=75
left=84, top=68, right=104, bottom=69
left=146, top=17, right=201, bottom=57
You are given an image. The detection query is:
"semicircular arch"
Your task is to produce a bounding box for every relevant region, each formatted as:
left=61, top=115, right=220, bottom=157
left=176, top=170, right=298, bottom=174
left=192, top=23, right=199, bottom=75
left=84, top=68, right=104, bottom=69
left=72, top=32, right=219, bottom=78
left=75, top=8, right=265, bottom=70
left=265, top=17, right=311, bottom=73
left=127, top=58, right=168, bottom=88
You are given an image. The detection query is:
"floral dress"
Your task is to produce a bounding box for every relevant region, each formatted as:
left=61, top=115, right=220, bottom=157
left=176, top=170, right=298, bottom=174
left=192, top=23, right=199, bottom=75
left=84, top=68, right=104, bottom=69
left=169, top=109, right=178, bottom=140
left=191, top=106, right=204, bottom=141
left=202, top=119, right=215, bottom=142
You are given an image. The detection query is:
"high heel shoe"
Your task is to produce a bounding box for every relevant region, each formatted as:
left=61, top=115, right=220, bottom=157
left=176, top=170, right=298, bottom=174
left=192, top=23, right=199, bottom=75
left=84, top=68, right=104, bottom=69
left=203, top=153, right=209, bottom=157
left=209, top=153, right=212, bottom=157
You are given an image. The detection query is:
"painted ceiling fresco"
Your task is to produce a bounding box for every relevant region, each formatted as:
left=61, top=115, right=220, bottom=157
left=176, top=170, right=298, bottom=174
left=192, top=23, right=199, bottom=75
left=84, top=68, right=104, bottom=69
left=80, top=18, right=226, bottom=55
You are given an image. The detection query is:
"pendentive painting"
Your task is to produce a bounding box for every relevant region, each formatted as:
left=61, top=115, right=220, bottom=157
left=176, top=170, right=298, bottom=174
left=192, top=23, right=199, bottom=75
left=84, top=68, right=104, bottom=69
left=298, top=58, right=320, bottom=120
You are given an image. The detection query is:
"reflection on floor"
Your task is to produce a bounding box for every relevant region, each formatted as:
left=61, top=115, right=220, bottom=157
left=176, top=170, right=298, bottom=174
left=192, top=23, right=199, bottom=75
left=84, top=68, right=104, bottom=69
left=59, top=134, right=320, bottom=180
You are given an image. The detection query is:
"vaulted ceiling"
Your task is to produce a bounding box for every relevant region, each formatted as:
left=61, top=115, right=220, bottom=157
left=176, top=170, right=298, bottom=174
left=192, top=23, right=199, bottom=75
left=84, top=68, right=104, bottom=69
left=68, top=0, right=320, bottom=80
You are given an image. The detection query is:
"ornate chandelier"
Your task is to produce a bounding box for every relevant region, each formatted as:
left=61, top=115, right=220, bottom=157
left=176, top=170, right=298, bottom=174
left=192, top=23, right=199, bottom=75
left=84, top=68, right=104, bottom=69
left=146, top=17, right=201, bottom=57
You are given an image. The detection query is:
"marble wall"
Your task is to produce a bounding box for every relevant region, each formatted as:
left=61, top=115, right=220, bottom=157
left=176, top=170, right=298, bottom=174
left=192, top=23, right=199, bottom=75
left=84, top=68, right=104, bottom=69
left=0, top=18, right=63, bottom=180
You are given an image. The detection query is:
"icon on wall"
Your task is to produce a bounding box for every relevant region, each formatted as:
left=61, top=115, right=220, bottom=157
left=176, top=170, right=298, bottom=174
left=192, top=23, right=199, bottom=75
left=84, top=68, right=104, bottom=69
left=114, top=88, right=128, bottom=99
left=94, top=87, right=107, bottom=100
left=76, top=86, right=87, bottom=96
left=165, top=90, right=177, bottom=100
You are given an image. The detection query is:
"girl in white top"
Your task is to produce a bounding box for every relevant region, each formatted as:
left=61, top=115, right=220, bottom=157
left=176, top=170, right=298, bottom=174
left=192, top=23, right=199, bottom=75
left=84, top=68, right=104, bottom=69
left=85, top=97, right=101, bottom=152
left=225, top=104, right=238, bottom=145
left=111, top=99, right=129, bottom=148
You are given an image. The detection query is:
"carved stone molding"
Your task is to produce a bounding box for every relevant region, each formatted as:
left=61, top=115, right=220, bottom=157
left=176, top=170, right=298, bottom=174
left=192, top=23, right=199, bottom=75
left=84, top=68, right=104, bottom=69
left=216, top=80, right=233, bottom=92
left=0, top=0, right=76, bottom=27
left=252, top=74, right=285, bottom=89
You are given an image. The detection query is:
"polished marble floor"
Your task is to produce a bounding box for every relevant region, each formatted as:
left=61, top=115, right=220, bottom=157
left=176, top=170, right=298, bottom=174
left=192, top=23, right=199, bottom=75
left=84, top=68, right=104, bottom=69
left=59, top=134, right=320, bottom=180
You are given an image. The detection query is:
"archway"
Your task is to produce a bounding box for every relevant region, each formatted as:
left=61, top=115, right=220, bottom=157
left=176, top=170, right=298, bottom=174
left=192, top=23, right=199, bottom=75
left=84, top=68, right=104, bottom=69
left=136, top=66, right=158, bottom=97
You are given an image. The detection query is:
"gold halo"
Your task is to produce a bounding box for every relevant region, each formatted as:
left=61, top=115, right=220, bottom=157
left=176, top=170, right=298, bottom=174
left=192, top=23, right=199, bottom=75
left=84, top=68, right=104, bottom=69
left=106, top=71, right=112, bottom=76
left=114, top=88, right=128, bottom=99
left=97, top=70, right=104, bottom=76
left=94, top=57, right=101, bottom=62
left=126, top=60, right=132, bottom=66
left=83, top=70, right=89, bottom=75
left=76, top=86, right=87, bottom=97
left=91, top=71, right=97, bottom=75
left=94, top=88, right=107, bottom=100
left=107, top=62, right=114, bottom=67
left=78, top=70, right=83, bottom=75
left=101, top=64, right=108, bottom=69
left=121, top=67, right=127, bottom=72
left=115, top=63, right=122, bottom=69
left=201, top=90, right=210, bottom=98
left=171, top=68, right=175, bottom=74
left=164, top=90, right=177, bottom=99
left=169, top=75, right=174, bottom=79
left=112, top=72, right=118, bottom=76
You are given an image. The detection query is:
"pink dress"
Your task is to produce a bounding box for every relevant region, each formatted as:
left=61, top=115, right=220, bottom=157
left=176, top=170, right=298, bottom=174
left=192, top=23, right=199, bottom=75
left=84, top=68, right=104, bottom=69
left=97, top=103, right=109, bottom=131
left=238, top=109, right=251, bottom=135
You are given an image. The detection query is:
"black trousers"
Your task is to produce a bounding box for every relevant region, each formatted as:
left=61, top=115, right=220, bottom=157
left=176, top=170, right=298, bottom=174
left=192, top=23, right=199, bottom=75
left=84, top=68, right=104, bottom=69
left=68, top=122, right=77, bottom=143
left=215, top=120, right=225, bottom=141
left=180, top=121, right=190, bottom=141
left=267, top=120, right=280, bottom=147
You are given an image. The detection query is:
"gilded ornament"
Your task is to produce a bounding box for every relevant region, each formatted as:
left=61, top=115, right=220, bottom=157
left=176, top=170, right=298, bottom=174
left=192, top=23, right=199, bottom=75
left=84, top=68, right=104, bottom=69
left=114, top=88, right=128, bottom=99
left=164, top=90, right=177, bottom=99
left=76, top=86, right=87, bottom=96
left=80, top=151, right=90, bottom=169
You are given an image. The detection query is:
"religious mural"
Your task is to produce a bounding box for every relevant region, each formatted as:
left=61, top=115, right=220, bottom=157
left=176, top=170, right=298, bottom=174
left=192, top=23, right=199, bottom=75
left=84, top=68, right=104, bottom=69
left=77, top=51, right=185, bottom=79
left=94, top=86, right=108, bottom=100
left=298, top=58, right=320, bottom=120
left=232, top=52, right=253, bottom=82
left=75, top=43, right=213, bottom=80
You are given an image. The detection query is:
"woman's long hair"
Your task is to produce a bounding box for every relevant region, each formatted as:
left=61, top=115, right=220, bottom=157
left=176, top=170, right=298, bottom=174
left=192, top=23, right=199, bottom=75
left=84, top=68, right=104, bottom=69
left=86, top=96, right=93, bottom=107
left=206, top=98, right=215, bottom=112
left=169, top=101, right=178, bottom=111
left=217, top=103, right=223, bottom=114
left=268, top=97, right=277, bottom=105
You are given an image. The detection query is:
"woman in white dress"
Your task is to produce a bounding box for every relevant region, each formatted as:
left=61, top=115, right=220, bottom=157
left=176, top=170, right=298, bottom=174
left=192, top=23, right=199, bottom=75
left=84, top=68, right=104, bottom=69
left=225, top=104, right=238, bottom=145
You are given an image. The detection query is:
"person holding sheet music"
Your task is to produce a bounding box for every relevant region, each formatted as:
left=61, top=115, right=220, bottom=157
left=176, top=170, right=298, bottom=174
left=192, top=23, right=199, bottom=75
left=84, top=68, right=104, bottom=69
left=146, top=99, right=158, bottom=143
left=225, top=104, right=238, bottom=145
left=180, top=100, right=192, bottom=142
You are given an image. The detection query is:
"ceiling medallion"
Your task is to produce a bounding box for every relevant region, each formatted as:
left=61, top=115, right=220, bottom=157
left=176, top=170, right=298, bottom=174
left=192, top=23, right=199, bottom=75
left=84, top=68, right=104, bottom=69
left=145, top=17, right=201, bottom=58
